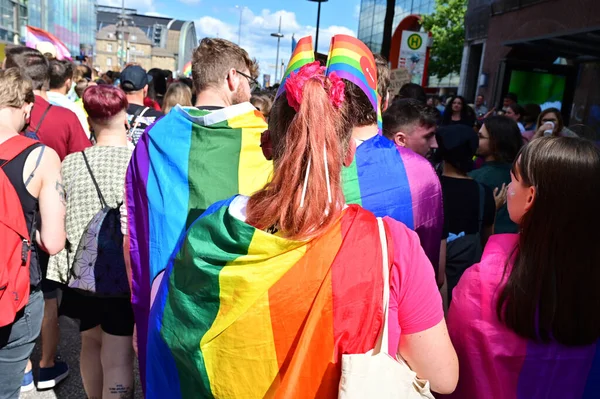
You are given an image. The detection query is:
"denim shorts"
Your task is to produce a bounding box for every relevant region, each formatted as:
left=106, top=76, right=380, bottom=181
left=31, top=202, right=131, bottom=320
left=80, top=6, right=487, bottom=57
left=0, top=290, right=44, bottom=399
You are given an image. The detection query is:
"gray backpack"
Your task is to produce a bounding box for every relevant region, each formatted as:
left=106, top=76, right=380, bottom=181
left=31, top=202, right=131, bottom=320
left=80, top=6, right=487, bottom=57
left=68, top=151, right=129, bottom=297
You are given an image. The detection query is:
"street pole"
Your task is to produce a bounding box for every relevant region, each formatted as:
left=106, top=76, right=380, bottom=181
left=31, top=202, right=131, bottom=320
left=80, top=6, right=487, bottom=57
left=316, top=1, right=321, bottom=52
left=271, top=16, right=284, bottom=82
left=236, top=5, right=244, bottom=46
left=308, top=0, right=328, bottom=53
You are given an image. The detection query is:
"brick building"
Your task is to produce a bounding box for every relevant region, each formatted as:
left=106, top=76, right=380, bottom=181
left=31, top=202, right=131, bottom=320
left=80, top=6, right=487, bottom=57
left=459, top=0, right=600, bottom=133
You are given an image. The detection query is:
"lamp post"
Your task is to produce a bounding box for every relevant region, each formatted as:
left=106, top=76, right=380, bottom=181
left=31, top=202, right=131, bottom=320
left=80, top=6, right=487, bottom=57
left=235, top=5, right=245, bottom=46
left=308, top=0, right=328, bottom=53
left=270, top=16, right=284, bottom=82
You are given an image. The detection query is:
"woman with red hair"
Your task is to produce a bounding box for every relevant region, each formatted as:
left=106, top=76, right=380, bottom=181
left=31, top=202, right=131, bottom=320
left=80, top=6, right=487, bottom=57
left=48, top=85, right=135, bottom=398
left=145, top=62, right=458, bottom=397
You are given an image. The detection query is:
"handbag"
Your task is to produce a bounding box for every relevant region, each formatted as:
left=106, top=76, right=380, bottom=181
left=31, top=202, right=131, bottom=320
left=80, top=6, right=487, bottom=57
left=338, top=217, right=435, bottom=399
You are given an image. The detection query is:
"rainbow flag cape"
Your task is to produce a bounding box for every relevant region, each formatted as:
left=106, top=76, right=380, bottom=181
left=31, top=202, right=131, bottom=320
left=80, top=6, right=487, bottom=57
left=342, top=135, right=443, bottom=273
left=182, top=60, right=192, bottom=77
left=275, top=36, right=314, bottom=98
left=326, top=35, right=382, bottom=129
left=449, top=234, right=600, bottom=398
left=146, top=197, right=384, bottom=398
left=26, top=26, right=71, bottom=60
left=125, top=103, right=273, bottom=386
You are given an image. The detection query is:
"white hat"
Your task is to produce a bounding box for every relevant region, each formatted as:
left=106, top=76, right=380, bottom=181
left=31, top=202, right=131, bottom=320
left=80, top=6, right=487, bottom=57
left=36, top=42, right=57, bottom=58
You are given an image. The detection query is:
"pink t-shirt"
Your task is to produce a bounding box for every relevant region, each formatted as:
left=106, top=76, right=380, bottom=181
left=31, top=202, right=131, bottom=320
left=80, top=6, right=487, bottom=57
left=385, top=216, right=444, bottom=354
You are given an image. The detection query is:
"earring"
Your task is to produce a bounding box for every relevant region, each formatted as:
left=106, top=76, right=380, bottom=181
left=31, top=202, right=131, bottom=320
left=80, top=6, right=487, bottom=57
left=260, top=130, right=273, bottom=161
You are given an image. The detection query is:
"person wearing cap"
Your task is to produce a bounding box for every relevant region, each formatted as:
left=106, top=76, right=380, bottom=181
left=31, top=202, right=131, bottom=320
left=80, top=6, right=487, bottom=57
left=436, top=124, right=496, bottom=302
left=120, top=65, right=163, bottom=146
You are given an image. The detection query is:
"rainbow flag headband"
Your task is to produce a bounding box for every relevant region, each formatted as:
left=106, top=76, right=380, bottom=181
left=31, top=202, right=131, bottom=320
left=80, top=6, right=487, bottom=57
left=275, top=35, right=381, bottom=129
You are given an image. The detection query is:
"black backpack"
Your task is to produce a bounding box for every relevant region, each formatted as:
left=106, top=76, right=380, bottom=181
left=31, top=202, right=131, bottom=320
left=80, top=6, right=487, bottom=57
left=24, top=104, right=52, bottom=140
left=446, top=183, right=485, bottom=303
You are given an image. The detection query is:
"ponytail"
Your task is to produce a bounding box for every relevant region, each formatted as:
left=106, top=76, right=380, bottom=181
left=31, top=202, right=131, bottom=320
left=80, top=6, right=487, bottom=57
left=246, top=78, right=347, bottom=240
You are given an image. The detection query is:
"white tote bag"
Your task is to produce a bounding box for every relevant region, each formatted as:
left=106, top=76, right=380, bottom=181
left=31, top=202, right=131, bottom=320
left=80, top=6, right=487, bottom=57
left=338, top=218, right=435, bottom=399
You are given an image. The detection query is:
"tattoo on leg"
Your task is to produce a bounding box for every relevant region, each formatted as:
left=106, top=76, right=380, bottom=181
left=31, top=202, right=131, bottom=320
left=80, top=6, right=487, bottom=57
left=55, top=180, right=67, bottom=206
left=108, top=384, right=133, bottom=399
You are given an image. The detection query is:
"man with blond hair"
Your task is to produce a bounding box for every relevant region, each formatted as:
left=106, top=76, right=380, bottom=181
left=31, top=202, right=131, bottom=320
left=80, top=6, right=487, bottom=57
left=123, top=38, right=271, bottom=388
left=0, top=67, right=66, bottom=397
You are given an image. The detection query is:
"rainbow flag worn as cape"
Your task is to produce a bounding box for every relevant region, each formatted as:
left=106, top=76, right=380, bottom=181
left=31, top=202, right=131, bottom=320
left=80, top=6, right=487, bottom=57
left=342, top=135, right=443, bottom=273
left=26, top=26, right=71, bottom=60
left=125, top=103, right=273, bottom=387
left=146, top=197, right=385, bottom=398
left=275, top=36, right=314, bottom=98
left=326, top=35, right=382, bottom=130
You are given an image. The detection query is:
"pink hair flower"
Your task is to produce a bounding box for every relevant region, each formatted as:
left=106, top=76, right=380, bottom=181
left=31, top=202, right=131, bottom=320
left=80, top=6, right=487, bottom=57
left=327, top=71, right=346, bottom=109
left=285, top=61, right=326, bottom=112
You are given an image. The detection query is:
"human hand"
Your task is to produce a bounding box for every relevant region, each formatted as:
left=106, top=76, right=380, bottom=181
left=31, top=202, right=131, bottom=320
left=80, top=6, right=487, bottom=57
left=482, top=107, right=496, bottom=119
left=494, top=183, right=508, bottom=210
left=534, top=122, right=555, bottom=139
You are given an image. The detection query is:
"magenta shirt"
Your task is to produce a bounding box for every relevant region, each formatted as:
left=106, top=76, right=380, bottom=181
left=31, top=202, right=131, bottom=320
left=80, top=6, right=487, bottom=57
left=446, top=234, right=600, bottom=399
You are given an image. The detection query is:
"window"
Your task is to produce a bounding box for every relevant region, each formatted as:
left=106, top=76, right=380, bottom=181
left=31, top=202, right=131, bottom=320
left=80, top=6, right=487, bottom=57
left=107, top=43, right=112, bottom=52
left=106, top=57, right=112, bottom=67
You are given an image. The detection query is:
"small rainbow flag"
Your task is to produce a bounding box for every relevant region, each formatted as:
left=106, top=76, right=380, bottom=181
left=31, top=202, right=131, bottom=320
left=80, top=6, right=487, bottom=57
left=275, top=36, right=314, bottom=98
left=182, top=60, right=192, bottom=77
left=26, top=25, right=71, bottom=60
left=125, top=103, right=273, bottom=386
left=326, top=35, right=382, bottom=129
left=342, top=135, right=443, bottom=272
left=146, top=198, right=384, bottom=397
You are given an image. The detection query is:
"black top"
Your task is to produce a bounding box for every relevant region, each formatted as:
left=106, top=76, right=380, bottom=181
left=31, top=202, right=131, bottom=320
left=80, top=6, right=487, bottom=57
left=441, top=176, right=495, bottom=237
left=126, top=104, right=164, bottom=146
left=1, top=143, right=45, bottom=287
left=444, top=118, right=475, bottom=128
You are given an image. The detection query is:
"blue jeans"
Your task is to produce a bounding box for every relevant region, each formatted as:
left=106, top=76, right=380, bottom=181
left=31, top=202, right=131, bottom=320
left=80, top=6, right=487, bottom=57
left=0, top=290, right=44, bottom=399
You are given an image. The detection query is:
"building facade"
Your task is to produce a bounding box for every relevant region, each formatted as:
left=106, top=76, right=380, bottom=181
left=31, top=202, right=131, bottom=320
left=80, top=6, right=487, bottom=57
left=96, top=25, right=153, bottom=71
left=459, top=0, right=600, bottom=135
left=28, top=0, right=96, bottom=56
left=357, top=0, right=435, bottom=54
left=97, top=5, right=196, bottom=74
left=0, top=0, right=27, bottom=46
left=357, top=0, right=459, bottom=90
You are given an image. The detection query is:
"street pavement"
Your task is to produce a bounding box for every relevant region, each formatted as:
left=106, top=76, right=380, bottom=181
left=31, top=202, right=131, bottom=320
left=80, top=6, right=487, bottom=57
left=20, top=315, right=143, bottom=399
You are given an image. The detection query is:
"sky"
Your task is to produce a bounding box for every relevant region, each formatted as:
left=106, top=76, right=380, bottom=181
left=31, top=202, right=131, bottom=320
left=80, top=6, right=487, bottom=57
left=101, top=0, right=361, bottom=81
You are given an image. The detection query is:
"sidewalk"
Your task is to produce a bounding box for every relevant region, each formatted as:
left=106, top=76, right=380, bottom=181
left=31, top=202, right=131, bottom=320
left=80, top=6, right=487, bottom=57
left=20, top=316, right=143, bottom=399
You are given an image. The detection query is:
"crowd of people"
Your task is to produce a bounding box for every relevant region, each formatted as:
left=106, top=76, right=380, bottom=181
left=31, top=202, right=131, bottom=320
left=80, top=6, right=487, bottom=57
left=0, top=33, right=598, bottom=399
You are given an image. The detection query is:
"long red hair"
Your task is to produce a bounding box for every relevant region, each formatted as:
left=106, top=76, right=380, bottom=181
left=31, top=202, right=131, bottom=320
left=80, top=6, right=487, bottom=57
left=246, top=78, right=349, bottom=240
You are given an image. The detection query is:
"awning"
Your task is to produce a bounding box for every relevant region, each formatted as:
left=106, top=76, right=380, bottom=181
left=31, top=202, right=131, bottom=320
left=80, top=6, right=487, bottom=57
left=503, top=26, right=600, bottom=62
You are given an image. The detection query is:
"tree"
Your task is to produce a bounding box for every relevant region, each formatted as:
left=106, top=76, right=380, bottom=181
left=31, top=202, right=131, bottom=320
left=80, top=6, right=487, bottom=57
left=421, top=0, right=467, bottom=80
left=381, top=0, right=396, bottom=60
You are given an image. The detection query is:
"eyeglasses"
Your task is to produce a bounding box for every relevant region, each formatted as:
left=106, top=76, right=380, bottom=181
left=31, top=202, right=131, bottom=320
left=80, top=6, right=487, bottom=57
left=235, top=70, right=259, bottom=90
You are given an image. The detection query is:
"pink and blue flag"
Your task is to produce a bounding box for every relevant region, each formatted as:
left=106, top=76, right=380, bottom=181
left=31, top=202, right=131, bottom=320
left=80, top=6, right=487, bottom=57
left=342, top=135, right=443, bottom=271
left=26, top=26, right=71, bottom=60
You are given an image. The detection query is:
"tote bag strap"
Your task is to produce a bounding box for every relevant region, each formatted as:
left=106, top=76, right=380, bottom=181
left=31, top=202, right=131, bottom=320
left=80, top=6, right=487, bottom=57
left=373, top=217, right=390, bottom=355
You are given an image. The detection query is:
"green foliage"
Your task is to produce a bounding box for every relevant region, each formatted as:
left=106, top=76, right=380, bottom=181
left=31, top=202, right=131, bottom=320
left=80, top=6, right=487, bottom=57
left=421, top=0, right=467, bottom=80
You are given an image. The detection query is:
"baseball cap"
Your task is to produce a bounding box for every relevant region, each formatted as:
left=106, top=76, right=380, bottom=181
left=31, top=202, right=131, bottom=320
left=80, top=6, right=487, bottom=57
left=120, top=65, right=152, bottom=92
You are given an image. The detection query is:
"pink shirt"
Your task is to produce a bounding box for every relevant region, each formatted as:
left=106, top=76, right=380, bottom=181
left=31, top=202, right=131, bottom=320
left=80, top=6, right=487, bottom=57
left=385, top=216, right=444, bottom=354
